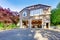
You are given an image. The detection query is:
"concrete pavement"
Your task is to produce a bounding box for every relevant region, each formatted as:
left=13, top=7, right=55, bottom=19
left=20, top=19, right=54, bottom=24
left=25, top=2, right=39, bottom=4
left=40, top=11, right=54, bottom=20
left=0, top=28, right=60, bottom=40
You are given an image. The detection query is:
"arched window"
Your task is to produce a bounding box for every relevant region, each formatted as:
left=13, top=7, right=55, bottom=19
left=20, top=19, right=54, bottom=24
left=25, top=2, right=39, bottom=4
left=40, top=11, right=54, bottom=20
left=23, top=11, right=27, bottom=17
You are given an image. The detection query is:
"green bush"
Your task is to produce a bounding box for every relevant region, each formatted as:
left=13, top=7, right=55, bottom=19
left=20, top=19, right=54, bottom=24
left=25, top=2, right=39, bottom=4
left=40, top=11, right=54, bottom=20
left=0, top=22, right=18, bottom=30
left=0, top=22, right=19, bottom=30
left=6, top=24, right=17, bottom=30
left=0, top=22, right=4, bottom=30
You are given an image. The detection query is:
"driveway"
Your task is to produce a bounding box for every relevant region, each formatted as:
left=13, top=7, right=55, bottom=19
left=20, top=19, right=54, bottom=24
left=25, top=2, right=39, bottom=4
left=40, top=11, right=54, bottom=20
left=0, top=28, right=60, bottom=40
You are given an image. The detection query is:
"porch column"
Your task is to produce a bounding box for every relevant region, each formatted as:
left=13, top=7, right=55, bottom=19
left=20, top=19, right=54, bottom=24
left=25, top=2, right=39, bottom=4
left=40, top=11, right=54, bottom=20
left=42, top=17, right=44, bottom=29
left=27, top=10, right=32, bottom=28
left=20, top=12, right=23, bottom=28
left=48, top=16, right=51, bottom=29
left=28, top=19, right=32, bottom=28
left=49, top=22, right=50, bottom=29
left=20, top=19, right=23, bottom=28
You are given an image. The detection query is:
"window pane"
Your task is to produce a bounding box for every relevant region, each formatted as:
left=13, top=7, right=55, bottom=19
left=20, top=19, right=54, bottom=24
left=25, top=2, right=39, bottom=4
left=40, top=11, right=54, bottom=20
left=30, top=9, right=43, bottom=16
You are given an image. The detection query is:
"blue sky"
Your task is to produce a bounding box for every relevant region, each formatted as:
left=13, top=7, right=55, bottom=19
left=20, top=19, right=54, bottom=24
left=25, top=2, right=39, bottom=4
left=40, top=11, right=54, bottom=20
left=0, top=0, right=60, bottom=12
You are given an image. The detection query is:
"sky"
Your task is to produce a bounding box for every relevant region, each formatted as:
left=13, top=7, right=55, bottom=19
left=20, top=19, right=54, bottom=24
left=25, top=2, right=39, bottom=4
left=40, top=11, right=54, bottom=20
left=0, top=0, right=60, bottom=12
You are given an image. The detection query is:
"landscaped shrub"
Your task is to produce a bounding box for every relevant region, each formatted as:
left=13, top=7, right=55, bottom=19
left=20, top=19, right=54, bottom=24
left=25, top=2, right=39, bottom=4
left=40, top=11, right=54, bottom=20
left=6, top=24, right=17, bottom=30
left=0, top=22, right=19, bottom=30
left=0, top=22, right=4, bottom=30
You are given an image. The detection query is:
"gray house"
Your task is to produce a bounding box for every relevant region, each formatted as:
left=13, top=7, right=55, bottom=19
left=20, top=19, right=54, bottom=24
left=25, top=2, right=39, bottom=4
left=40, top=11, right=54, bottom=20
left=19, top=4, right=51, bottom=29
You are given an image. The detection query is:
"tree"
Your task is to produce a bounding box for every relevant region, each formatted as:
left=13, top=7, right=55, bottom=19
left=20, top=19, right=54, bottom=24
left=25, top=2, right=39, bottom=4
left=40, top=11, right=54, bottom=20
left=51, top=2, right=60, bottom=25
left=51, top=9, right=60, bottom=25
left=57, top=2, right=60, bottom=9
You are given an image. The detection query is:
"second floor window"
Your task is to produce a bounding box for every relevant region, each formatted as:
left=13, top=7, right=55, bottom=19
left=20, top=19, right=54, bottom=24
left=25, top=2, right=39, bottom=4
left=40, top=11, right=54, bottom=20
left=30, top=9, right=43, bottom=16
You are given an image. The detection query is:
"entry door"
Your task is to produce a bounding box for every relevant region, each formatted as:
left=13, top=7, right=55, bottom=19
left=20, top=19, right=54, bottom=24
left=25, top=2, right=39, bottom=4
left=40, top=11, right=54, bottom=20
left=46, top=23, right=49, bottom=28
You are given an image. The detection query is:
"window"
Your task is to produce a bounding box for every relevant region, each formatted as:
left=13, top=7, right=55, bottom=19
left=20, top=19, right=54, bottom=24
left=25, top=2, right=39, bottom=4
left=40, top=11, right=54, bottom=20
left=30, top=9, right=43, bottom=16
left=23, top=11, right=27, bottom=17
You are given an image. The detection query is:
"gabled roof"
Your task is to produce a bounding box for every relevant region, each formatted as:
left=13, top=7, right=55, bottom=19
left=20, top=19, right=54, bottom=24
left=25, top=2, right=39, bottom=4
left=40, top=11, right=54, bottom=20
left=26, top=4, right=51, bottom=9
left=20, top=4, right=51, bottom=12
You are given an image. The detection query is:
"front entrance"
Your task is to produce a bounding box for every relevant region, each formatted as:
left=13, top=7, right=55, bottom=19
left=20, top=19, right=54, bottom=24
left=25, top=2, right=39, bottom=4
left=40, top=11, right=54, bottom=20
left=32, top=20, right=42, bottom=28
left=46, top=23, right=49, bottom=28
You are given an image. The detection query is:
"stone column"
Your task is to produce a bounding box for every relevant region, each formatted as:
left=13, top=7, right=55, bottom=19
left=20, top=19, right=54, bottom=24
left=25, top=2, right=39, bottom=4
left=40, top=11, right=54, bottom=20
left=48, top=14, right=51, bottom=29
left=43, top=18, right=45, bottom=29
left=49, top=22, right=50, bottom=29
left=20, top=12, right=23, bottom=28
left=26, top=10, right=32, bottom=28
left=42, top=17, right=44, bottom=29
left=28, top=19, right=32, bottom=28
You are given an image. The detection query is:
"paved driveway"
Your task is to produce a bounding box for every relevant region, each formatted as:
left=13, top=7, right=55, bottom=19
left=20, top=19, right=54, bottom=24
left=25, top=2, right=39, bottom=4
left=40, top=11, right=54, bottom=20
left=0, top=28, right=60, bottom=40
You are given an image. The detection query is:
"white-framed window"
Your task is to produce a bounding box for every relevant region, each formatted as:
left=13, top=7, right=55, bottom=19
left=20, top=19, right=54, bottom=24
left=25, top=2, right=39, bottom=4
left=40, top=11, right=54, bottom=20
left=30, top=9, right=43, bottom=16
left=22, top=11, right=27, bottom=17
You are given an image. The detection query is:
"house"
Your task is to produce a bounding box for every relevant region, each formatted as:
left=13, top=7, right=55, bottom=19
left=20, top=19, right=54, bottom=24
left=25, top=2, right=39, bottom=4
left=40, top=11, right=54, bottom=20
left=19, top=4, right=51, bottom=29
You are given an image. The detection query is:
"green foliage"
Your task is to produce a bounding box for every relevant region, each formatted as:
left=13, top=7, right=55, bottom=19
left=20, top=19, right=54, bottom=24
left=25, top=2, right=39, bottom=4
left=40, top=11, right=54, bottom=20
left=0, top=22, right=4, bottom=30
left=51, top=2, right=60, bottom=25
left=51, top=9, right=60, bottom=25
left=57, top=2, right=60, bottom=9
left=6, top=24, right=17, bottom=30
left=0, top=22, right=4, bottom=27
left=0, top=22, right=18, bottom=30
